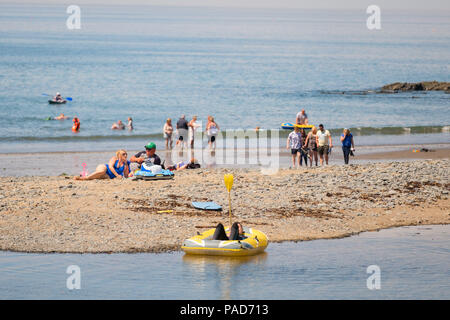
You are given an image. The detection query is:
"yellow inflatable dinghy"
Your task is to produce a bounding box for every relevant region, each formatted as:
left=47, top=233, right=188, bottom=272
left=181, top=226, right=268, bottom=256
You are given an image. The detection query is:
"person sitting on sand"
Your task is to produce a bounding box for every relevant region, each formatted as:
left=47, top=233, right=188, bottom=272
left=167, top=158, right=200, bottom=171
left=212, top=222, right=245, bottom=241
left=74, top=150, right=130, bottom=180
left=54, top=113, right=68, bottom=120
left=129, top=142, right=162, bottom=171
left=111, top=120, right=125, bottom=130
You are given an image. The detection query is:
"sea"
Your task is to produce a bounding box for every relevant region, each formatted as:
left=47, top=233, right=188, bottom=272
left=0, top=4, right=449, bottom=154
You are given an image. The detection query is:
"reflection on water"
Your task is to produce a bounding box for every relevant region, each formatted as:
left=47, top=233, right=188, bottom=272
left=182, top=253, right=268, bottom=299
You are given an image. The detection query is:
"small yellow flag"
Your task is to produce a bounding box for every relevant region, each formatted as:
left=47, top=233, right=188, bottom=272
left=224, top=174, right=233, bottom=192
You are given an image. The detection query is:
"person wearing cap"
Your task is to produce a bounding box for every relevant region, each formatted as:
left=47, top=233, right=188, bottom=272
left=130, top=142, right=161, bottom=171
left=316, top=124, right=332, bottom=165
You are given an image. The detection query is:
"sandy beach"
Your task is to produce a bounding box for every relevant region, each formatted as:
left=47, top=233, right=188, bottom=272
left=0, top=158, right=448, bottom=253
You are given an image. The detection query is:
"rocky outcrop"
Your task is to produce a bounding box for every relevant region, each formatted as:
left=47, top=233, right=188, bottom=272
left=381, top=81, right=450, bottom=92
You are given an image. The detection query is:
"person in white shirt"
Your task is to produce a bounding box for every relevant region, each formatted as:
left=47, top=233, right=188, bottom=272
left=286, top=126, right=302, bottom=168
left=188, top=115, right=201, bottom=149
left=296, top=109, right=309, bottom=125
left=316, top=123, right=333, bottom=165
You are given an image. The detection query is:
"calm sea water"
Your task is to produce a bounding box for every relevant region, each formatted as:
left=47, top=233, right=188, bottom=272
left=0, top=225, right=449, bottom=299
left=0, top=4, right=449, bottom=153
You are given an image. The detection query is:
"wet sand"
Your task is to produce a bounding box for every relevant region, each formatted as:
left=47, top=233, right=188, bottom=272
left=355, top=147, right=450, bottom=160
left=0, top=159, right=448, bottom=253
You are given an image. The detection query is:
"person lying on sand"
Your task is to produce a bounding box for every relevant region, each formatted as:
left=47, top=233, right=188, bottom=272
left=74, top=150, right=130, bottom=180
left=167, top=158, right=200, bottom=171
left=212, top=222, right=244, bottom=241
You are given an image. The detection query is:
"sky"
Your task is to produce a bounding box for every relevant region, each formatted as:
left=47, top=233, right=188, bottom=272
left=4, top=0, right=450, bottom=12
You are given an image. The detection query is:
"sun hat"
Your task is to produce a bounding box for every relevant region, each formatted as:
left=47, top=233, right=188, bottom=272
left=145, top=142, right=156, bottom=150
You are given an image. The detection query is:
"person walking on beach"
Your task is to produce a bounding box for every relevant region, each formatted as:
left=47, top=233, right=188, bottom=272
left=74, top=150, right=130, bottom=180
left=176, top=115, right=189, bottom=149
left=163, top=118, right=173, bottom=149
left=188, top=115, right=200, bottom=149
left=299, top=129, right=308, bottom=166
left=206, top=116, right=219, bottom=150
left=340, top=128, right=355, bottom=164
left=296, top=109, right=309, bottom=125
left=316, top=124, right=332, bottom=166
left=129, top=142, right=161, bottom=171
left=304, top=126, right=318, bottom=166
left=286, top=126, right=302, bottom=168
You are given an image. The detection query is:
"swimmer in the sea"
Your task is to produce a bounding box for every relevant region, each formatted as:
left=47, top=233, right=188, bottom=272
left=54, top=113, right=69, bottom=120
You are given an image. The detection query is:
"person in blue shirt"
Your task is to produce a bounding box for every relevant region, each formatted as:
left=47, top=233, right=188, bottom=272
left=74, top=149, right=130, bottom=180
left=340, top=128, right=355, bottom=164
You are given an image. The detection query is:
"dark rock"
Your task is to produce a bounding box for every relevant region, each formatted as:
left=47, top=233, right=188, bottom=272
left=380, top=81, right=450, bottom=92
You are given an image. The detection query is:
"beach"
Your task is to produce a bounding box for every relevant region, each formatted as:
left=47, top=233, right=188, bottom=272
left=0, top=158, right=448, bottom=253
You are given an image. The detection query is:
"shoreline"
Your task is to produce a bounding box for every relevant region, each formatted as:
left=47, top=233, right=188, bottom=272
left=0, top=144, right=448, bottom=177
left=0, top=159, right=448, bottom=253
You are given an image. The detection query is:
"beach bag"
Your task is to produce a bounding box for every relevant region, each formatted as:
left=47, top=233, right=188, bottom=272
left=142, top=163, right=163, bottom=174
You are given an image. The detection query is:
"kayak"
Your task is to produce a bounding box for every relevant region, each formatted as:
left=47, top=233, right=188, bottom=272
left=48, top=99, right=66, bottom=104
left=181, top=226, right=268, bottom=256
left=281, top=123, right=314, bottom=130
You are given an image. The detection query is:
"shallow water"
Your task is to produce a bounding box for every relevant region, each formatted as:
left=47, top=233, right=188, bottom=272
left=1, top=225, right=449, bottom=299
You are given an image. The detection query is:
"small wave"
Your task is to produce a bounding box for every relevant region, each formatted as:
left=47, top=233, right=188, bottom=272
left=277, top=125, right=450, bottom=138
left=1, top=125, right=448, bottom=143
left=0, top=133, right=164, bottom=143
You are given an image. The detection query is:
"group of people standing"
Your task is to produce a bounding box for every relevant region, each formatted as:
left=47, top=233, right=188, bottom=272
left=287, top=109, right=355, bottom=167
left=163, top=115, right=219, bottom=150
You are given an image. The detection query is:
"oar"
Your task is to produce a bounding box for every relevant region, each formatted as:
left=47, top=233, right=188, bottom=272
left=42, top=93, right=73, bottom=101
left=224, top=174, right=234, bottom=229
